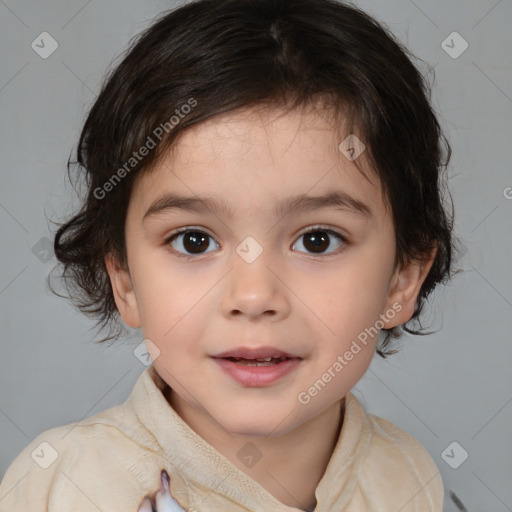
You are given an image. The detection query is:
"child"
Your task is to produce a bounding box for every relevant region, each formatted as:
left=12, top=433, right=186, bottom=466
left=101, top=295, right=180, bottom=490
left=0, top=0, right=458, bottom=510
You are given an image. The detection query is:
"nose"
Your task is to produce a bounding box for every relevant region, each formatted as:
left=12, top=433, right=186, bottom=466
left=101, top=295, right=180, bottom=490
left=221, top=248, right=291, bottom=322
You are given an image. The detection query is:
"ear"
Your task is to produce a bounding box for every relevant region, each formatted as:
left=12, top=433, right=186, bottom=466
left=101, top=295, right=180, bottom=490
left=105, top=254, right=141, bottom=328
left=381, top=246, right=437, bottom=329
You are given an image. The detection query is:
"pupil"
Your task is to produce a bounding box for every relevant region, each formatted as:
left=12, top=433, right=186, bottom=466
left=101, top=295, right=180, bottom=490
left=305, top=232, right=329, bottom=253
left=184, top=232, right=208, bottom=253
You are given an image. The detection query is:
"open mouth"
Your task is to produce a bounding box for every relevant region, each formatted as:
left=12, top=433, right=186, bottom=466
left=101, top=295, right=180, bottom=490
left=223, top=356, right=291, bottom=366
left=212, top=354, right=302, bottom=386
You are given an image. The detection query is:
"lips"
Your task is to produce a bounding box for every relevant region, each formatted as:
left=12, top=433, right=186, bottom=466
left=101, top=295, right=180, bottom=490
left=211, top=346, right=303, bottom=386
left=212, top=346, right=300, bottom=360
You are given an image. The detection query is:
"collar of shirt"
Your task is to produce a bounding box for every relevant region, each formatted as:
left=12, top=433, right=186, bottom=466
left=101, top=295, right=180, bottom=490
left=126, top=365, right=369, bottom=511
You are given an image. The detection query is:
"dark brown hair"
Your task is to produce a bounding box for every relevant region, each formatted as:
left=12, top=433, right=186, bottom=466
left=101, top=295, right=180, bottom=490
left=52, top=0, right=461, bottom=356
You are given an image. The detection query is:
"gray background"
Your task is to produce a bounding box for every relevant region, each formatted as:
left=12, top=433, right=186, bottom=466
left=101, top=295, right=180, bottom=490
left=0, top=1, right=511, bottom=510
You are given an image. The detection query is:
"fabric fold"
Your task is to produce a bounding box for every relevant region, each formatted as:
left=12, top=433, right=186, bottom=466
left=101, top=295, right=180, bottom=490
left=0, top=365, right=443, bottom=512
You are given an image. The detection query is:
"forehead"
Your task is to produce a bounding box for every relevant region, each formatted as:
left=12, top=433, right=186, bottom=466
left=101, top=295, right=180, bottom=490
left=131, top=105, right=387, bottom=221
left=174, top=105, right=346, bottom=163
left=168, top=104, right=373, bottom=175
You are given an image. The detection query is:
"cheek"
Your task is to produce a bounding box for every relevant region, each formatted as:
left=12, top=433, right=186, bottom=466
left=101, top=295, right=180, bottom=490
left=300, top=263, right=391, bottom=340
left=132, top=262, right=217, bottom=361
left=128, top=250, right=190, bottom=336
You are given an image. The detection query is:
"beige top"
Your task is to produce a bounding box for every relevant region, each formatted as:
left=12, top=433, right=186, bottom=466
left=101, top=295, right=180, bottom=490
left=0, top=365, right=443, bottom=511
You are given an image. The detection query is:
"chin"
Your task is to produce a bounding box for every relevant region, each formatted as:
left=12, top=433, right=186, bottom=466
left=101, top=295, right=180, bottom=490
left=214, top=407, right=301, bottom=438
left=225, top=423, right=287, bottom=438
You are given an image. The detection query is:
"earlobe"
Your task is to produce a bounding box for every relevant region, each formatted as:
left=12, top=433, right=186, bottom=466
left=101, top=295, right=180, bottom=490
left=105, top=254, right=141, bottom=328
left=382, top=247, right=436, bottom=329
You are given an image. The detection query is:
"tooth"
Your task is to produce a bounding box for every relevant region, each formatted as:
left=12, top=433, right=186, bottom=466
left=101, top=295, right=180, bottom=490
left=228, top=356, right=293, bottom=366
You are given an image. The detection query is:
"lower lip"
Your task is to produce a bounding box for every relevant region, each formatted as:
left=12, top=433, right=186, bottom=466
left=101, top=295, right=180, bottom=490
left=212, top=357, right=302, bottom=387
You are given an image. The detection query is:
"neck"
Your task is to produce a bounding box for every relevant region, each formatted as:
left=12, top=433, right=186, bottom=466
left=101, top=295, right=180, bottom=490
left=166, top=387, right=344, bottom=510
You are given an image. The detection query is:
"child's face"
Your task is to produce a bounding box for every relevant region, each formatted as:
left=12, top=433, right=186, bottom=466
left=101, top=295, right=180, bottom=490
left=108, top=105, right=430, bottom=437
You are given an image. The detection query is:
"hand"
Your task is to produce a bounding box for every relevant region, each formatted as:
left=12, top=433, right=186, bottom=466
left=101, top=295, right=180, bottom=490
left=137, top=469, right=187, bottom=512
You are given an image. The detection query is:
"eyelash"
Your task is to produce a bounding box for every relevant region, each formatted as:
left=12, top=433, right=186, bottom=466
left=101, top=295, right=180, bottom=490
left=164, top=226, right=348, bottom=260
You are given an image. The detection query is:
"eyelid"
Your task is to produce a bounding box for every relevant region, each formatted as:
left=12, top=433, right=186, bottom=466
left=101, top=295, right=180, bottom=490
left=296, top=224, right=347, bottom=239
left=166, top=226, right=216, bottom=240
left=164, top=226, right=220, bottom=248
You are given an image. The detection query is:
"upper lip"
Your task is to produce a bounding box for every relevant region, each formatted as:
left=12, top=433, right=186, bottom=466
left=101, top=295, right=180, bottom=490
left=211, top=346, right=301, bottom=360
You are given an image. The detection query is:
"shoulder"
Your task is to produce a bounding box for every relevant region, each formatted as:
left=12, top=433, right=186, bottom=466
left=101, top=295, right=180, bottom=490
left=354, top=402, right=444, bottom=510
left=0, top=404, right=160, bottom=511
left=0, top=421, right=90, bottom=511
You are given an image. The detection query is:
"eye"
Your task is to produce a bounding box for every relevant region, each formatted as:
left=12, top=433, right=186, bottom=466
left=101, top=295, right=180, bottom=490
left=165, top=226, right=347, bottom=258
left=166, top=228, right=219, bottom=257
left=292, top=227, right=347, bottom=255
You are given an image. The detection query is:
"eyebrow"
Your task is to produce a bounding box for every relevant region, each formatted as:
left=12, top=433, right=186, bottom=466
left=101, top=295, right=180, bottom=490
left=143, top=190, right=372, bottom=221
